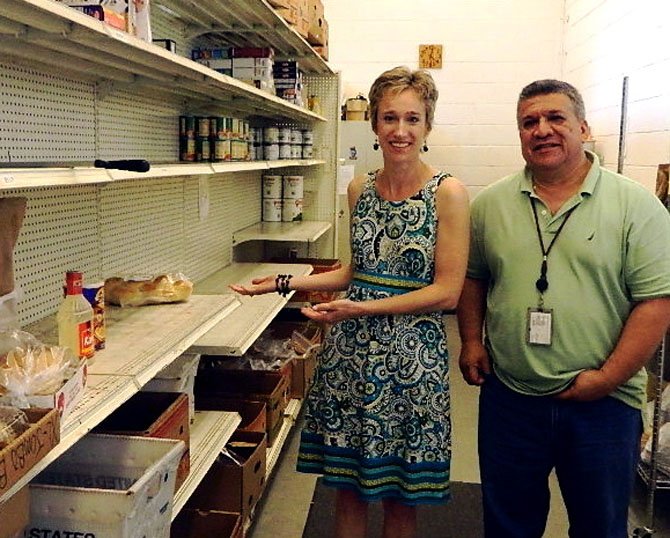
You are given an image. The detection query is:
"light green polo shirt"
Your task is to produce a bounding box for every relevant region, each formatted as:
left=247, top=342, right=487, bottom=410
left=468, top=152, right=670, bottom=409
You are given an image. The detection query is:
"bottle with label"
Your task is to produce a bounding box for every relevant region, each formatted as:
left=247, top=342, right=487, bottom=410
left=57, top=271, right=95, bottom=363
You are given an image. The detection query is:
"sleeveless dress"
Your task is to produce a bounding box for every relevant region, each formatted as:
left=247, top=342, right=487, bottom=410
left=296, top=170, right=452, bottom=505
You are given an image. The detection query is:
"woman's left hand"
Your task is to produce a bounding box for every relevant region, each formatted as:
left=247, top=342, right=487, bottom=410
left=301, top=299, right=365, bottom=323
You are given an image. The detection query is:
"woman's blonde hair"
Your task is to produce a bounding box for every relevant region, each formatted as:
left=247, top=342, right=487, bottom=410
left=368, top=66, right=438, bottom=131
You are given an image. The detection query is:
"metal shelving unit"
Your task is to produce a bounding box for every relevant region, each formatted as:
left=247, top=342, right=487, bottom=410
left=190, top=262, right=313, bottom=355
left=634, top=333, right=669, bottom=537
left=0, top=160, right=326, bottom=191
left=0, top=0, right=338, bottom=526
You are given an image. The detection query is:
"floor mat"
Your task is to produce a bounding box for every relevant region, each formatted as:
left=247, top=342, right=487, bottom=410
left=302, top=478, right=483, bottom=537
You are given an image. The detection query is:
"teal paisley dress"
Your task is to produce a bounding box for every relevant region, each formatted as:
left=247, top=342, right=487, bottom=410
left=297, top=170, right=452, bottom=505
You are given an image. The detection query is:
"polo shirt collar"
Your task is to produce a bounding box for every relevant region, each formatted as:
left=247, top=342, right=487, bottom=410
left=520, top=149, right=601, bottom=196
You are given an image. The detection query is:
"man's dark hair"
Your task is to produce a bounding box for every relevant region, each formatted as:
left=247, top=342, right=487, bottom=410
left=517, top=79, right=586, bottom=121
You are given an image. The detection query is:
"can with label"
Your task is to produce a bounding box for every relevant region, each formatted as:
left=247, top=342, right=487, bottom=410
left=264, top=143, right=279, bottom=161
left=195, top=137, right=211, bottom=162
left=282, top=197, right=303, bottom=222
left=180, top=136, right=196, bottom=161
left=278, top=126, right=292, bottom=144
left=301, top=144, right=314, bottom=159
left=301, top=128, right=314, bottom=144
left=196, top=116, right=211, bottom=138
left=83, top=282, right=106, bottom=350
left=283, top=175, right=303, bottom=199
left=212, top=138, right=232, bottom=162
left=291, top=144, right=302, bottom=159
left=262, top=198, right=283, bottom=221
left=180, top=115, right=195, bottom=137
left=263, top=175, right=283, bottom=198
left=264, top=126, right=279, bottom=144
left=279, top=143, right=292, bottom=160
left=290, top=128, right=303, bottom=144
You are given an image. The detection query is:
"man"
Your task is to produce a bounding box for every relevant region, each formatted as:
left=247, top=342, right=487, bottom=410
left=457, top=79, right=670, bottom=537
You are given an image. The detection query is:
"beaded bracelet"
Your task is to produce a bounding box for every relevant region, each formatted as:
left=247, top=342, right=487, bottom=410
left=275, top=273, right=293, bottom=297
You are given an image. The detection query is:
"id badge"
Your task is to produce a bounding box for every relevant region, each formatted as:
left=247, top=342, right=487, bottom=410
left=527, top=308, right=552, bottom=346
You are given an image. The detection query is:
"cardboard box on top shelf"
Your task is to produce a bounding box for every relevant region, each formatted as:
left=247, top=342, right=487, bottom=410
left=28, top=434, right=185, bottom=538
left=0, top=408, right=60, bottom=497
left=57, top=1, right=128, bottom=32
left=171, top=509, right=243, bottom=538
left=307, top=0, right=326, bottom=46
left=0, top=485, right=29, bottom=538
left=267, top=0, right=291, bottom=8
left=93, top=391, right=190, bottom=492
left=184, top=430, right=267, bottom=523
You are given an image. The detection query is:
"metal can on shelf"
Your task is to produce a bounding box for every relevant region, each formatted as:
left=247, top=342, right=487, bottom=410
left=264, top=143, right=279, bottom=161
left=281, top=197, right=303, bottom=222
left=262, top=198, right=283, bottom=221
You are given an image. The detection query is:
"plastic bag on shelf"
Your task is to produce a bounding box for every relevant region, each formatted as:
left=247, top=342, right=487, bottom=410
left=0, top=404, right=30, bottom=449
left=0, top=329, right=79, bottom=408
left=641, top=422, right=670, bottom=475
left=105, top=272, right=193, bottom=307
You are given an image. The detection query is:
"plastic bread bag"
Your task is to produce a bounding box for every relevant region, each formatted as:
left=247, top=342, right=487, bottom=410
left=0, top=329, right=78, bottom=408
left=641, top=422, right=670, bottom=475
left=0, top=404, right=30, bottom=449
left=105, top=272, right=193, bottom=307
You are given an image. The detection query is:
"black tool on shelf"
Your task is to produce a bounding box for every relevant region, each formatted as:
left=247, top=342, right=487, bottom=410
left=94, top=159, right=151, bottom=172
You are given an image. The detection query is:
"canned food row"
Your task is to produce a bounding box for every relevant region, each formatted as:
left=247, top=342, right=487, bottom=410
left=180, top=115, right=251, bottom=140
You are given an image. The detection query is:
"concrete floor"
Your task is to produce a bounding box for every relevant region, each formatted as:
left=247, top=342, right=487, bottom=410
left=248, top=316, right=670, bottom=538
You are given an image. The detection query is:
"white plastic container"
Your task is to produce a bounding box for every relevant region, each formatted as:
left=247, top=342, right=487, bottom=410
left=283, top=175, right=304, bottom=199
left=282, top=198, right=303, bottom=222
left=28, top=434, right=185, bottom=538
left=262, top=198, right=283, bottom=222
left=262, top=175, right=283, bottom=198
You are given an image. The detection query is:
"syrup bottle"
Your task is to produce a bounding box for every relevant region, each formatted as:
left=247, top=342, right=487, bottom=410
left=57, top=271, right=95, bottom=362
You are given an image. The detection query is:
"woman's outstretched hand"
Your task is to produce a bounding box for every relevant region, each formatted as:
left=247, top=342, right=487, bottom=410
left=229, top=274, right=276, bottom=296
left=301, top=299, right=364, bottom=323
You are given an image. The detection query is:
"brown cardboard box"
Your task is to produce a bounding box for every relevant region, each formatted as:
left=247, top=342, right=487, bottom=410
left=0, top=408, right=60, bottom=497
left=196, top=397, right=267, bottom=435
left=0, top=485, right=29, bottom=538
left=171, top=509, right=243, bottom=538
left=195, top=368, right=289, bottom=446
left=307, top=0, right=326, bottom=45
left=185, top=431, right=267, bottom=523
left=93, top=391, right=190, bottom=491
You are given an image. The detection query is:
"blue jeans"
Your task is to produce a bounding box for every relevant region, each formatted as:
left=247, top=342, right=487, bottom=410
left=479, top=373, right=642, bottom=538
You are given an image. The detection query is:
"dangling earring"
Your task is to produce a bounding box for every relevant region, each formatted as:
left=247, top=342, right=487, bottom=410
left=422, top=141, right=429, bottom=152
left=373, top=139, right=379, bottom=151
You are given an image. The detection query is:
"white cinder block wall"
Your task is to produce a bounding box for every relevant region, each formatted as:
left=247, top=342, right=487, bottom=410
left=324, top=0, right=670, bottom=194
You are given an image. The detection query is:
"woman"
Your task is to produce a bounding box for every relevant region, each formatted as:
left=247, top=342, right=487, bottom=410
left=230, top=66, right=470, bottom=538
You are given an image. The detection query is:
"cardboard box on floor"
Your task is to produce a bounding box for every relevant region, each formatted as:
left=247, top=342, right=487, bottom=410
left=185, top=430, right=267, bottom=523
left=171, top=509, right=243, bottom=538
left=93, top=391, right=190, bottom=492
left=0, top=408, right=60, bottom=497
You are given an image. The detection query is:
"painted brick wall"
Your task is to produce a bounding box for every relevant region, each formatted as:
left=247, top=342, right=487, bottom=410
left=324, top=0, right=670, bottom=193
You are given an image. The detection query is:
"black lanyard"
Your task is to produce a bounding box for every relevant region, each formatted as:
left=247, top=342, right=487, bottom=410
left=530, top=198, right=577, bottom=294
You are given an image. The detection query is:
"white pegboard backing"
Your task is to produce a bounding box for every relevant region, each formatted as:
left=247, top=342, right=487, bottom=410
left=98, top=178, right=185, bottom=278
left=5, top=186, right=100, bottom=326
left=97, top=86, right=180, bottom=163
left=149, top=6, right=194, bottom=60
left=303, top=73, right=341, bottom=257
left=182, top=174, right=234, bottom=282
left=226, top=170, right=263, bottom=233
left=0, top=62, right=96, bottom=163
